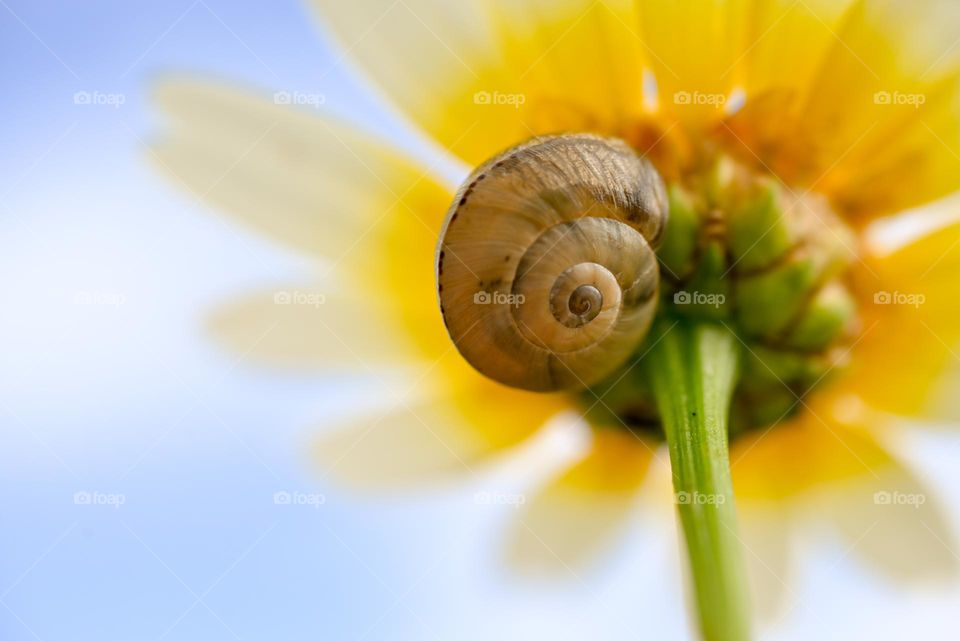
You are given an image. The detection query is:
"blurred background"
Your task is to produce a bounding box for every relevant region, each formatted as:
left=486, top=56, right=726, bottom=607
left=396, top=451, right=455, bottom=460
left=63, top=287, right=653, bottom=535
left=2, top=1, right=960, bottom=639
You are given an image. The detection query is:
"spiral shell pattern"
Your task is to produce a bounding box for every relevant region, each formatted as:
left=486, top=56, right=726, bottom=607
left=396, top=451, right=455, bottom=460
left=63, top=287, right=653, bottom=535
left=437, top=134, right=668, bottom=391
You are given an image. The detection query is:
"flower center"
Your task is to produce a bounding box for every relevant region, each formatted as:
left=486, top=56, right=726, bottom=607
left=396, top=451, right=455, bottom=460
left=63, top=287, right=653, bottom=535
left=582, top=155, right=861, bottom=437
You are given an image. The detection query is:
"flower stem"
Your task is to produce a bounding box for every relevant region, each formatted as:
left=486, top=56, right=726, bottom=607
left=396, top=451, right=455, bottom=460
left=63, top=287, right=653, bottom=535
left=646, top=320, right=751, bottom=641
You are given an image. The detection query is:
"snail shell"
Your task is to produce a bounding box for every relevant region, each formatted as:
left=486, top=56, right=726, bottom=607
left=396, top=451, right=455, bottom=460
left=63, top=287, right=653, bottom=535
left=436, top=134, right=668, bottom=392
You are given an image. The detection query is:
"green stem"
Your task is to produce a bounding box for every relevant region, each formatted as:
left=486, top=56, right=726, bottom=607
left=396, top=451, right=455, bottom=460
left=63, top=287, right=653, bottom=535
left=646, top=320, right=751, bottom=641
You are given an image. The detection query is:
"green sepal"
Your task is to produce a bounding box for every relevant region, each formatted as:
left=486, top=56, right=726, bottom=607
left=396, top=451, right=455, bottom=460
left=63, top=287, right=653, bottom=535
left=671, top=239, right=731, bottom=320
left=734, top=222, right=854, bottom=339
left=727, top=178, right=795, bottom=272
left=658, top=183, right=700, bottom=279
left=739, top=343, right=834, bottom=389
left=783, top=281, right=857, bottom=351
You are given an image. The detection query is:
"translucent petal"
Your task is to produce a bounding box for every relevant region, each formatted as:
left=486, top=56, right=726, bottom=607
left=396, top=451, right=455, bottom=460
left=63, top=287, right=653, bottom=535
left=312, top=381, right=567, bottom=487
left=637, top=0, right=750, bottom=126
left=206, top=284, right=423, bottom=369
left=486, top=0, right=645, bottom=133
left=738, top=505, right=793, bottom=621
left=725, top=0, right=960, bottom=216
left=742, top=0, right=857, bottom=101
left=504, top=428, right=656, bottom=573
left=152, top=78, right=457, bottom=363
left=310, top=0, right=646, bottom=164
left=816, top=461, right=959, bottom=582
left=151, top=77, right=451, bottom=262
left=731, top=394, right=893, bottom=500
left=849, top=207, right=960, bottom=414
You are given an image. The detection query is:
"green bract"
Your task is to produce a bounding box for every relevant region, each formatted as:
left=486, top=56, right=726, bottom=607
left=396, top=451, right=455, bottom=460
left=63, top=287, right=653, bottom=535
left=583, top=156, right=859, bottom=435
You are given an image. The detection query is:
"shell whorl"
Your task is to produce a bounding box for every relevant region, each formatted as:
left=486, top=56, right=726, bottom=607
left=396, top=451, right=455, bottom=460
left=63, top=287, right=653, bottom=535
left=436, top=134, right=668, bottom=392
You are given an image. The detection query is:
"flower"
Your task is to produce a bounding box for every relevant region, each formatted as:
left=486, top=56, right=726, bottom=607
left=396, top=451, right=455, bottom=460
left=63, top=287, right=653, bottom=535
left=152, top=0, right=960, bottom=624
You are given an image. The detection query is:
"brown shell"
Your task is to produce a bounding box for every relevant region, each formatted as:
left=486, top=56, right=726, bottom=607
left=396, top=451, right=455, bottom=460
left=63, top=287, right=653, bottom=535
left=436, top=134, right=667, bottom=391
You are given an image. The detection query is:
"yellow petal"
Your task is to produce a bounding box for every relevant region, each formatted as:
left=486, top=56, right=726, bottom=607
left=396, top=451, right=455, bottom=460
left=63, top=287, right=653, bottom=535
left=927, top=361, right=960, bottom=422
left=310, top=0, right=645, bottom=165
left=738, top=506, right=793, bottom=621
left=504, top=428, right=656, bottom=573
left=843, top=309, right=955, bottom=416
left=815, top=461, right=959, bottom=582
left=313, top=379, right=568, bottom=487
left=150, top=77, right=452, bottom=262
left=741, top=0, right=857, bottom=101
left=865, top=205, right=960, bottom=328
left=728, top=0, right=960, bottom=215
left=731, top=393, right=892, bottom=501
left=637, top=0, right=750, bottom=126
left=309, top=0, right=512, bottom=165
left=802, top=0, right=960, bottom=162
left=819, top=77, right=960, bottom=216
left=737, top=415, right=957, bottom=594
left=151, top=78, right=458, bottom=363
left=718, top=0, right=856, bottom=178
left=485, top=0, right=645, bottom=132
left=206, top=284, right=423, bottom=369
left=847, top=209, right=960, bottom=414
left=734, top=391, right=957, bottom=596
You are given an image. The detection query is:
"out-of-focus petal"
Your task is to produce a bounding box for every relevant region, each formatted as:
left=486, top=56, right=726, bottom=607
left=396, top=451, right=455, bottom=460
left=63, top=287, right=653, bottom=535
left=308, top=0, right=508, bottom=164
left=724, top=0, right=960, bottom=216
left=731, top=393, right=892, bottom=501
left=802, top=0, right=960, bottom=213
left=820, top=79, right=960, bottom=216
left=847, top=205, right=960, bottom=414
left=738, top=408, right=957, bottom=596
left=152, top=78, right=458, bottom=363
left=842, top=309, right=955, bottom=416
left=735, top=393, right=958, bottom=580
left=485, top=0, right=644, bottom=133
left=815, top=460, right=959, bottom=582
left=313, top=379, right=568, bottom=487
left=864, top=202, right=960, bottom=328
left=719, top=0, right=856, bottom=180
left=150, top=77, right=452, bottom=262
left=310, top=0, right=646, bottom=165
left=738, top=506, right=793, bottom=621
left=637, top=0, right=749, bottom=127
left=741, top=0, right=857, bottom=102
left=504, top=428, right=656, bottom=573
left=206, top=284, right=423, bottom=369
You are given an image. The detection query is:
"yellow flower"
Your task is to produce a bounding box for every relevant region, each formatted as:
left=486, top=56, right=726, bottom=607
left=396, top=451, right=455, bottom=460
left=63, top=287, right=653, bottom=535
left=152, top=0, right=960, bottom=621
